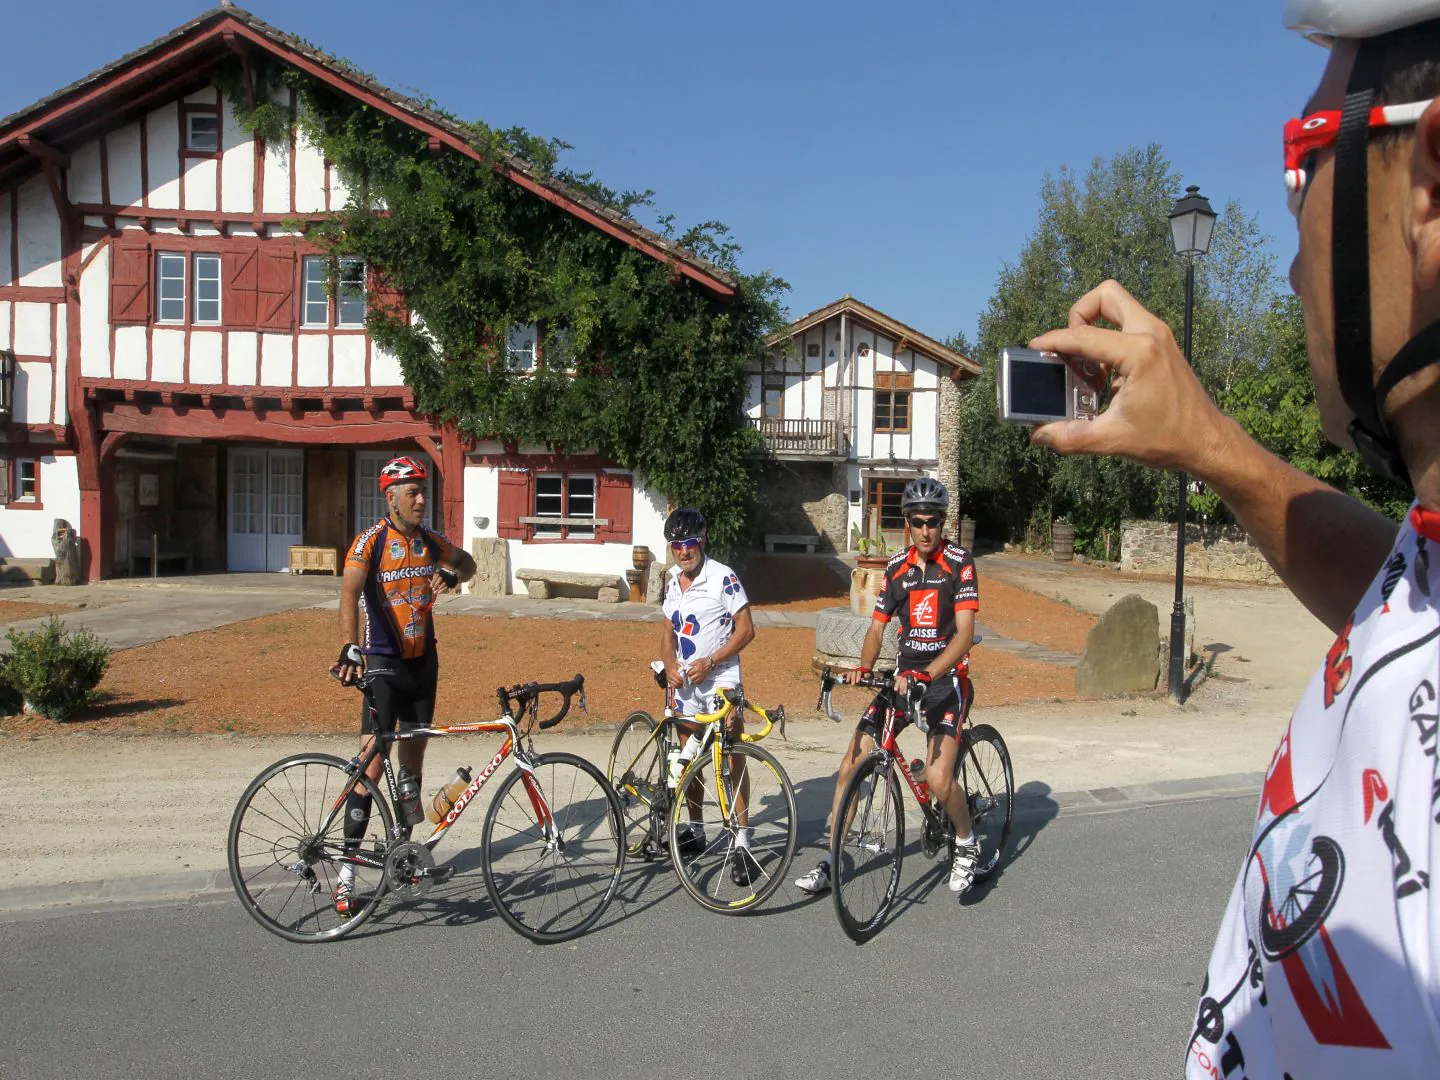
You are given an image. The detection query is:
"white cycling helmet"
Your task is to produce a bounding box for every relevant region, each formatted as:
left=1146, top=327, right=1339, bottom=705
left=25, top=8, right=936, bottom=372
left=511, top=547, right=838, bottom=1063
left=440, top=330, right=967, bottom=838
left=1285, top=0, right=1440, bottom=44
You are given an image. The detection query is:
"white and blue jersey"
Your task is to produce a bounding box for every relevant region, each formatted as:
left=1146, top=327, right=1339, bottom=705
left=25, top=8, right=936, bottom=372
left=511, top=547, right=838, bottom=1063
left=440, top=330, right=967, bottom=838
left=663, top=556, right=750, bottom=716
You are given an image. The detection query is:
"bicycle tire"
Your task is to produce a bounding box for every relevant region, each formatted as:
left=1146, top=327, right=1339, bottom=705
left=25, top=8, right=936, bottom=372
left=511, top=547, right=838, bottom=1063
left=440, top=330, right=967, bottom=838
left=227, top=753, right=394, bottom=943
left=481, top=751, right=626, bottom=943
left=961, top=725, right=1014, bottom=881
left=667, top=741, right=798, bottom=913
left=1258, top=834, right=1344, bottom=960
left=830, top=752, right=905, bottom=944
left=607, top=710, right=665, bottom=857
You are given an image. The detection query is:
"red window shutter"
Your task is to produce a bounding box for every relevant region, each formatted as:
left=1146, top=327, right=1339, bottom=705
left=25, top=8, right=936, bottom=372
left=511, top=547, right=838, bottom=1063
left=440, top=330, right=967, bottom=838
left=368, top=265, right=406, bottom=323
left=496, top=469, right=532, bottom=540
left=596, top=471, right=633, bottom=543
left=109, top=234, right=151, bottom=325
left=256, top=247, right=296, bottom=332
left=224, top=247, right=260, bottom=328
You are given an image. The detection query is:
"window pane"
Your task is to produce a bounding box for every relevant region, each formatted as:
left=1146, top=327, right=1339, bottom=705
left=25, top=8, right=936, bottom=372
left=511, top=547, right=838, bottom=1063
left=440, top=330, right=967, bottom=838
left=194, top=255, right=221, bottom=323
left=187, top=114, right=218, bottom=152
left=533, top=474, right=562, bottom=536
left=506, top=323, right=536, bottom=373
left=567, top=476, right=595, bottom=538
left=303, top=257, right=329, bottom=327
left=157, top=254, right=185, bottom=322
left=891, top=392, right=910, bottom=431
left=544, top=325, right=577, bottom=372
left=873, top=392, right=892, bottom=430
left=16, top=460, right=36, bottom=500
left=337, top=258, right=366, bottom=327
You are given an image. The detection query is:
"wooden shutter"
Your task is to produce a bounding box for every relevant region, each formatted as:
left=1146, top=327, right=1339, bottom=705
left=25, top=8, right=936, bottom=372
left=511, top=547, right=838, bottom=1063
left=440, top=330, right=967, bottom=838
left=109, top=234, right=151, bottom=325
left=595, top=471, right=633, bottom=543
left=368, top=265, right=405, bottom=323
left=496, top=468, right=532, bottom=540
left=256, top=246, right=296, bottom=332
left=223, top=246, right=260, bottom=328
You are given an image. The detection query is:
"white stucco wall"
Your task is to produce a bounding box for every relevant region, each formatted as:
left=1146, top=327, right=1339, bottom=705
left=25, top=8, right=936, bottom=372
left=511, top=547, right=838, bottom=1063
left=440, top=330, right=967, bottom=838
left=16, top=177, right=61, bottom=288
left=0, top=455, right=80, bottom=559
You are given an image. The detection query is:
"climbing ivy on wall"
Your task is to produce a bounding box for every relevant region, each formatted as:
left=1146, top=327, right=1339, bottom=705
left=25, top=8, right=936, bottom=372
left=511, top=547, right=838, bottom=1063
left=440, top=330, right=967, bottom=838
left=214, top=59, right=786, bottom=557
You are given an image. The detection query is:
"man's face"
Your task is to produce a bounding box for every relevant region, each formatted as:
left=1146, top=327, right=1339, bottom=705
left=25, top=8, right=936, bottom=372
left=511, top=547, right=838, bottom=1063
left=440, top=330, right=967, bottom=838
left=907, top=512, right=945, bottom=557
left=387, top=482, right=426, bottom=528
left=671, top=536, right=704, bottom=572
left=1289, top=39, right=1425, bottom=447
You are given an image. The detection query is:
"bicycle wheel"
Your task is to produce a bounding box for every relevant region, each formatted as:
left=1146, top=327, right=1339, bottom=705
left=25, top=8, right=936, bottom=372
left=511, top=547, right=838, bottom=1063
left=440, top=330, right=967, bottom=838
left=830, top=752, right=905, bottom=944
left=608, top=710, right=665, bottom=857
left=668, top=742, right=797, bottom=913
left=961, top=725, right=1014, bottom=880
left=482, top=752, right=626, bottom=943
left=227, top=753, right=393, bottom=943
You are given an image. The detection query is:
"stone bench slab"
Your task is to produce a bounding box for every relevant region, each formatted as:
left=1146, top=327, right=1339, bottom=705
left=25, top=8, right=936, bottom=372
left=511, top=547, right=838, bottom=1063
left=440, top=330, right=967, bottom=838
left=515, top=568, right=625, bottom=603
left=763, top=533, right=820, bottom=553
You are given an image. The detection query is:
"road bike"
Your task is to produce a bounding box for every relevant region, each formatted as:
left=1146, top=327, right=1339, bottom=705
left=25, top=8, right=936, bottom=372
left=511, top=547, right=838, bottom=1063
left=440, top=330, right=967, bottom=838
left=227, top=673, right=625, bottom=945
left=607, top=662, right=797, bottom=912
left=816, top=666, right=1014, bottom=943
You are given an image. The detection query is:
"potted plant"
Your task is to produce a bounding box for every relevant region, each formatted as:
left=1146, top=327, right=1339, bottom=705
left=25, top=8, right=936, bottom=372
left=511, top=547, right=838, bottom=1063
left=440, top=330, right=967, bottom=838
left=852, top=525, right=890, bottom=567
left=850, top=525, right=891, bottom=615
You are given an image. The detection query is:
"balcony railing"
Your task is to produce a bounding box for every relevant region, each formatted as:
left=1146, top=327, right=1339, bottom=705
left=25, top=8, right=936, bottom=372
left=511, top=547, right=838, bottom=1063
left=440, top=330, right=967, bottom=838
left=749, top=417, right=845, bottom=457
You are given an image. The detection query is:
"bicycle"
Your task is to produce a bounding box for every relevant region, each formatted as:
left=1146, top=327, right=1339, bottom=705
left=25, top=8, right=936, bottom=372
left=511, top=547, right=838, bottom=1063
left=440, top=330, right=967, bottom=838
left=816, top=666, right=1014, bottom=943
left=227, top=673, right=625, bottom=945
left=606, top=662, right=798, bottom=913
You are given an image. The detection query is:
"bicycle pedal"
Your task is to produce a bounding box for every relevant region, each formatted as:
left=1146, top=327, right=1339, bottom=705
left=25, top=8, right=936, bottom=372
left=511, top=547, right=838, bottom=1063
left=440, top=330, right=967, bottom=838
left=425, top=864, right=457, bottom=884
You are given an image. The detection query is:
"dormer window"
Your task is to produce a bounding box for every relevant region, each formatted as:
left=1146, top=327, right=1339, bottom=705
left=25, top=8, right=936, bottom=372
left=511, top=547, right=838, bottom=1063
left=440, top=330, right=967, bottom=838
left=186, top=113, right=219, bottom=153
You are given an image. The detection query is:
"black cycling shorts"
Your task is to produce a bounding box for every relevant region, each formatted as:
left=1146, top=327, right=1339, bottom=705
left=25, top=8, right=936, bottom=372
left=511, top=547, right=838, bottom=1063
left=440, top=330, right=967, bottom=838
left=360, top=649, right=439, bottom=735
left=856, top=671, right=973, bottom=742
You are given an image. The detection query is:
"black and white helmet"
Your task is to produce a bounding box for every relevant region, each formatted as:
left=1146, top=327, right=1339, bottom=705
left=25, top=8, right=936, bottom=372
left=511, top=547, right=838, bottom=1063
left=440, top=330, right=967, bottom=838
left=900, top=477, right=949, bottom=514
left=664, top=507, right=707, bottom=543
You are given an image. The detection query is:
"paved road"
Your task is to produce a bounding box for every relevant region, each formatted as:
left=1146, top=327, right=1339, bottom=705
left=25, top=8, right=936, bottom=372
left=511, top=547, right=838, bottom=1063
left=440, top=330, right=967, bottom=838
left=1, top=794, right=1253, bottom=1080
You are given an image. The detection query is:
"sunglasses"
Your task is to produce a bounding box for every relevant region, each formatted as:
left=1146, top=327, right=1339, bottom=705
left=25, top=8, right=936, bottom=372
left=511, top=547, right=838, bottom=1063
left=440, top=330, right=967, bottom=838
left=907, top=516, right=944, bottom=531
left=1284, top=99, right=1430, bottom=218
left=669, top=538, right=702, bottom=552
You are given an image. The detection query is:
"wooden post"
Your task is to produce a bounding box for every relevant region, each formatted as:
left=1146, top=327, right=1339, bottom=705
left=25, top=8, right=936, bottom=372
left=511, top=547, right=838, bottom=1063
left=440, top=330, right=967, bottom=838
left=152, top=534, right=158, bottom=580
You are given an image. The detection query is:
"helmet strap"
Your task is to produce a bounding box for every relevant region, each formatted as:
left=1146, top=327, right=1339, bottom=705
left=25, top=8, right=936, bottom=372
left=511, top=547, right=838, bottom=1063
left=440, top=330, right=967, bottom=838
left=1332, top=37, right=1412, bottom=487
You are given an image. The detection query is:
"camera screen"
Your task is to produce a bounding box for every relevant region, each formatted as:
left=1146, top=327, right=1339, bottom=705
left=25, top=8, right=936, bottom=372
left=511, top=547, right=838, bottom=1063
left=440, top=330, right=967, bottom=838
left=1010, top=358, right=1068, bottom=418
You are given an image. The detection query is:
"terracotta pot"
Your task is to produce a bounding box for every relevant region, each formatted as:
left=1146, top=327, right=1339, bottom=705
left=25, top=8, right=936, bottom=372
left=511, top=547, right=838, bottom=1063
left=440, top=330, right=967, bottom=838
left=850, top=565, right=889, bottom=617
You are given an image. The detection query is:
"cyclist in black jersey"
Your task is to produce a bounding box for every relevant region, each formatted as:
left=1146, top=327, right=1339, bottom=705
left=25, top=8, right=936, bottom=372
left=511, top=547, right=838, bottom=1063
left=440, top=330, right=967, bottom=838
left=795, top=477, right=983, bottom=896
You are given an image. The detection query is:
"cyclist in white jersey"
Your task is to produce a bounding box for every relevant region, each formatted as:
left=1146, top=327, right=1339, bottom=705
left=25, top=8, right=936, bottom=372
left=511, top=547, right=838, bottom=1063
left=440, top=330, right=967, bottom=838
left=659, top=507, right=758, bottom=887
left=1022, top=4, right=1440, bottom=1074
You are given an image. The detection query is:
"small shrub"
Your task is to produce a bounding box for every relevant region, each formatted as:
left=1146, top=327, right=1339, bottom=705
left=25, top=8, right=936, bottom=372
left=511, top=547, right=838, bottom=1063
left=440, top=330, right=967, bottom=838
left=2, top=617, right=112, bottom=721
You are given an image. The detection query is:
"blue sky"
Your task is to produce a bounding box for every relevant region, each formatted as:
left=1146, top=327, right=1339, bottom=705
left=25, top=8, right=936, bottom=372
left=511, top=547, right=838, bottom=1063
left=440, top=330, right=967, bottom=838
left=1, top=1, right=1321, bottom=347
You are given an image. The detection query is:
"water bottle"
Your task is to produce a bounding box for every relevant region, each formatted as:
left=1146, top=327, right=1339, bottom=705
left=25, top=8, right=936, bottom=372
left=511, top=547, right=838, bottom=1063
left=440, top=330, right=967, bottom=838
left=666, top=744, right=684, bottom=789
left=396, top=765, right=424, bottom=827
left=909, top=758, right=929, bottom=803
left=427, top=766, right=473, bottom=823
left=677, top=735, right=701, bottom=771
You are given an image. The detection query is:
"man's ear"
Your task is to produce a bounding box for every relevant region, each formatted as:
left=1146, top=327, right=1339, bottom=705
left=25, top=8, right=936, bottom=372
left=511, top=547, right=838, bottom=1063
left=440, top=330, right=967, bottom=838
left=1412, top=98, right=1440, bottom=292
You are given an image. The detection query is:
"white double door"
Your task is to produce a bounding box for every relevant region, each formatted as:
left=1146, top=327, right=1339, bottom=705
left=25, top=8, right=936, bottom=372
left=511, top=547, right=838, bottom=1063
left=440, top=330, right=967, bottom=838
left=228, top=448, right=303, bottom=572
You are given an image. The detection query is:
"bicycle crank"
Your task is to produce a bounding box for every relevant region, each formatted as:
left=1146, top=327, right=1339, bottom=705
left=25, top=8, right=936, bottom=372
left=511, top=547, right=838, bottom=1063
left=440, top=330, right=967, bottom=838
left=383, top=841, right=438, bottom=899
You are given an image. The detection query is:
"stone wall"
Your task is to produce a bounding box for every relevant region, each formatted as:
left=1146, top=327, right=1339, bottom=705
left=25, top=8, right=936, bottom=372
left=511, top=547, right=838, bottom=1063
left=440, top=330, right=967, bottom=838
left=1121, top=519, right=1280, bottom=585
left=936, top=374, right=962, bottom=514
left=753, top=460, right=848, bottom=552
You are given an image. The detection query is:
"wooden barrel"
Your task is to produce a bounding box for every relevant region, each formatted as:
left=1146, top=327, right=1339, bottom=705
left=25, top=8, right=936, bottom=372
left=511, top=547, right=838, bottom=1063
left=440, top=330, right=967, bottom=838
left=959, top=518, right=976, bottom=550
left=632, top=545, right=651, bottom=571
left=1053, top=522, right=1076, bottom=562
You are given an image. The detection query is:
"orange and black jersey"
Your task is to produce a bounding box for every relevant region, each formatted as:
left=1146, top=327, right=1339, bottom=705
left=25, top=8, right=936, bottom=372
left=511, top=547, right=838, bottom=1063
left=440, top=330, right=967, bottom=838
left=345, top=518, right=464, bottom=659
left=872, top=542, right=980, bottom=667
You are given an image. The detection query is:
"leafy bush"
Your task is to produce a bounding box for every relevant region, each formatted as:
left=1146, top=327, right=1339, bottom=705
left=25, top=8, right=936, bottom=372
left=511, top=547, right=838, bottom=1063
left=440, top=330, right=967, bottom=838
left=1, top=617, right=112, bottom=721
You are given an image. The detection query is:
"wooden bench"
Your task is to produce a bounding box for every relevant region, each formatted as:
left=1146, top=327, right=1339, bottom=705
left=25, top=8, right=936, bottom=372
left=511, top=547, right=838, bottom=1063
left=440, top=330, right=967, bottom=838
left=130, top=550, right=192, bottom=577
left=763, top=532, right=820, bottom=554
left=516, top=568, right=625, bottom=603
left=288, top=545, right=340, bottom=575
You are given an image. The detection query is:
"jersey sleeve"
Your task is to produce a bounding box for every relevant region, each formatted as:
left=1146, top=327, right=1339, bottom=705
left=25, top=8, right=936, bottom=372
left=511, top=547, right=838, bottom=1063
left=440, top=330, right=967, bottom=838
left=953, top=550, right=979, bottom=612
left=722, top=571, right=750, bottom=618
left=873, top=568, right=903, bottom=623
left=345, top=526, right=378, bottom=572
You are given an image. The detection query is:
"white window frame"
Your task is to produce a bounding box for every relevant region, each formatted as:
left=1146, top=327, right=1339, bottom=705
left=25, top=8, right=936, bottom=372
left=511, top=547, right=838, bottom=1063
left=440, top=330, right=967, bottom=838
left=186, top=112, right=219, bottom=153
left=302, top=256, right=330, bottom=328
left=506, top=323, right=537, bottom=373
left=156, top=252, right=186, bottom=324
left=336, top=257, right=367, bottom=328
left=543, top=323, right=578, bottom=373
left=14, top=458, right=38, bottom=503
left=531, top=472, right=596, bottom=540
left=193, top=254, right=222, bottom=325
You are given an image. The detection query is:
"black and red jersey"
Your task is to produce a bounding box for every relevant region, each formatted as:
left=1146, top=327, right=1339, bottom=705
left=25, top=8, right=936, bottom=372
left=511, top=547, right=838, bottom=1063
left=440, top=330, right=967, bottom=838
left=872, top=542, right=980, bottom=668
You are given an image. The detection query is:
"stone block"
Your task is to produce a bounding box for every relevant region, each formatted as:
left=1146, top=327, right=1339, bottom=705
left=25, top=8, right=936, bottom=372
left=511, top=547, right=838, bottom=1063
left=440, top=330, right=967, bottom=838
left=646, top=563, right=666, bottom=604
left=1076, top=593, right=1161, bottom=698
left=468, top=537, right=511, bottom=597
left=815, top=607, right=899, bottom=665
left=525, top=579, right=551, bottom=600
left=597, top=586, right=621, bottom=603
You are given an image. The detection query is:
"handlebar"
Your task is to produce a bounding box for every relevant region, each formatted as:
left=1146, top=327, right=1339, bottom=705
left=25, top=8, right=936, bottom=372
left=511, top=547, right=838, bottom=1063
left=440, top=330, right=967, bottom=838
left=496, top=673, right=587, bottom=730
left=816, top=665, right=911, bottom=724
left=692, top=686, right=787, bottom=742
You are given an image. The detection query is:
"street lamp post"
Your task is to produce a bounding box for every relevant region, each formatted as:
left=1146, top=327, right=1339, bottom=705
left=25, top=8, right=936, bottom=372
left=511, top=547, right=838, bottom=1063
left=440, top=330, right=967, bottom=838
left=1166, top=185, right=1217, bottom=704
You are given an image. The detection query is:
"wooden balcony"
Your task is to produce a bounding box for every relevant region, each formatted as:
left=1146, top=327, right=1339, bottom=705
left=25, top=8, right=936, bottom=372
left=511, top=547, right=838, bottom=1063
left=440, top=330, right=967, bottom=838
left=749, top=417, right=846, bottom=459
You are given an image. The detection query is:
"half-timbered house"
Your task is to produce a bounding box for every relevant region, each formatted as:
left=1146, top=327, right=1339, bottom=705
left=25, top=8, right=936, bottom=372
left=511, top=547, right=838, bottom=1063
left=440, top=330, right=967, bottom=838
left=0, top=3, right=735, bottom=585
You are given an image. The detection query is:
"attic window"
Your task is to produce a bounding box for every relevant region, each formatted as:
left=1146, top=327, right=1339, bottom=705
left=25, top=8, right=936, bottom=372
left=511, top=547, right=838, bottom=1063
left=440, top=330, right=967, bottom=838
left=186, top=113, right=219, bottom=153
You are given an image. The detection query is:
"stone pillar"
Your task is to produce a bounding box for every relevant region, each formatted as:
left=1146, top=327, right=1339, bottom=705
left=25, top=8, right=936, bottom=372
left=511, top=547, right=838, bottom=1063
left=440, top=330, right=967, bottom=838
left=937, top=373, right=962, bottom=523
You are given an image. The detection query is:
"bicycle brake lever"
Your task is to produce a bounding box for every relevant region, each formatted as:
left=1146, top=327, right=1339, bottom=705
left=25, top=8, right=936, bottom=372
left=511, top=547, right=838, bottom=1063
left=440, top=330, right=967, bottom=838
left=577, top=691, right=588, bottom=715
left=821, top=689, right=843, bottom=724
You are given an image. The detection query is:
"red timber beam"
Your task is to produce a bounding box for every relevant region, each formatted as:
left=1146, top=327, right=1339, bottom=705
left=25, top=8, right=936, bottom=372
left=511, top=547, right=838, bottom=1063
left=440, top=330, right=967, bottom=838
left=410, top=427, right=465, bottom=539
left=97, top=403, right=438, bottom=445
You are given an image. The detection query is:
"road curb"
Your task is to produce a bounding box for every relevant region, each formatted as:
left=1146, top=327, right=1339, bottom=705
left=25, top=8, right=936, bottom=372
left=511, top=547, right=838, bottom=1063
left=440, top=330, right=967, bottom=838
left=0, top=771, right=1264, bottom=919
